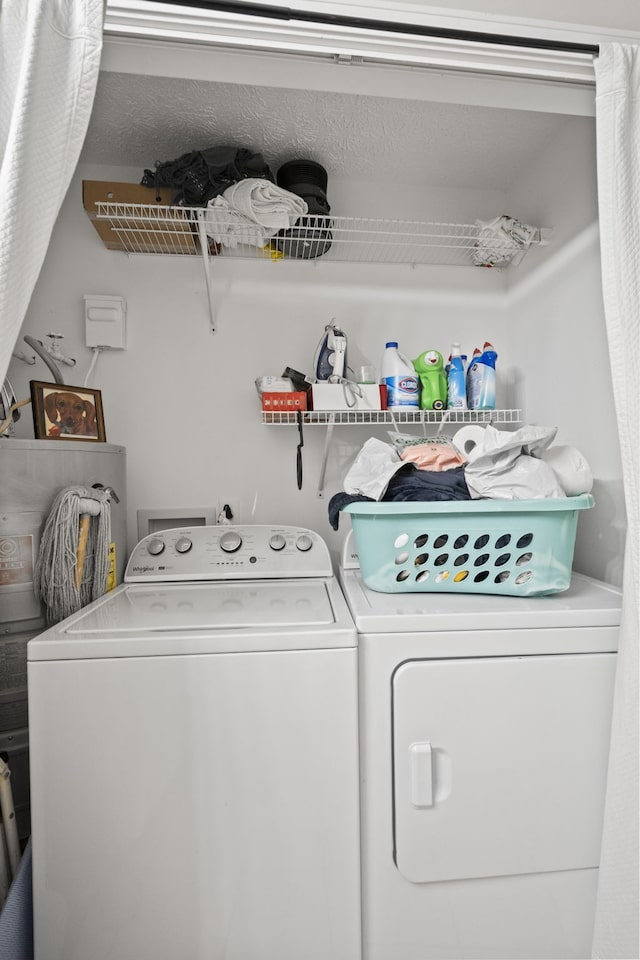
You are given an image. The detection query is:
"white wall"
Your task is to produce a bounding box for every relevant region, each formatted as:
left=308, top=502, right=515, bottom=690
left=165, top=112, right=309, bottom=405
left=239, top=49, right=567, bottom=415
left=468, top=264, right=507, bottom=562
left=505, top=115, right=625, bottom=584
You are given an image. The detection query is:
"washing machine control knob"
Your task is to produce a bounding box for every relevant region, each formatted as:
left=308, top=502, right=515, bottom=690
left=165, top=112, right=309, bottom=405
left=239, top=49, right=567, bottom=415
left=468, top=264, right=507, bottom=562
left=175, top=537, right=192, bottom=554
left=296, top=534, right=313, bottom=552
left=220, top=531, right=243, bottom=553
left=269, top=534, right=286, bottom=552
left=147, top=538, right=165, bottom=556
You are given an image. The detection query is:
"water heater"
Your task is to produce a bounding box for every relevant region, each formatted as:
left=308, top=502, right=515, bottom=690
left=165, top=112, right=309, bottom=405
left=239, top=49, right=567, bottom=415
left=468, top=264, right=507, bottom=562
left=0, top=439, right=127, bottom=839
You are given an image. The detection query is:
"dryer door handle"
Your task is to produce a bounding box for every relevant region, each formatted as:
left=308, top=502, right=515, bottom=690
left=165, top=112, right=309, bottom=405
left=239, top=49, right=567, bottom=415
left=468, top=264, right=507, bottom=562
left=409, top=742, right=433, bottom=807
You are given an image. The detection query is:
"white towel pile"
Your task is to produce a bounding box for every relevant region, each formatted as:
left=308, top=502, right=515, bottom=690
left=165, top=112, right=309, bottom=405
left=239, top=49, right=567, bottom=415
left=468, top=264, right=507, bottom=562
left=203, top=178, right=308, bottom=249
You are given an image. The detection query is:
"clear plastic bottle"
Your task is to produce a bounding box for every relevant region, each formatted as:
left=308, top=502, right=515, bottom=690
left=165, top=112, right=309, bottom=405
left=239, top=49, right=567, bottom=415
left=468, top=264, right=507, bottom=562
left=447, top=342, right=468, bottom=409
left=381, top=342, right=419, bottom=409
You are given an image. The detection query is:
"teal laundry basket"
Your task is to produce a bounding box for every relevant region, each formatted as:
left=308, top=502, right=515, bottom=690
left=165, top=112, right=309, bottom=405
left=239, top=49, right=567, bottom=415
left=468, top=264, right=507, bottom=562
left=342, top=495, right=594, bottom=597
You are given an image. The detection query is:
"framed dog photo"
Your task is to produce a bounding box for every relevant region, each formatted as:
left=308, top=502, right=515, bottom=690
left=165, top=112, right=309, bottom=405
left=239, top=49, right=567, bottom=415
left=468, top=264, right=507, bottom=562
left=30, top=381, right=106, bottom=442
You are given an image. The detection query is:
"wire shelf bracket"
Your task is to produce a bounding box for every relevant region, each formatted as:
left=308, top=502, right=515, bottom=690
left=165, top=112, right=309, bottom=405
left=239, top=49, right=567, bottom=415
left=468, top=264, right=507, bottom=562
left=195, top=209, right=217, bottom=333
left=317, top=416, right=336, bottom=499
left=261, top=408, right=523, bottom=497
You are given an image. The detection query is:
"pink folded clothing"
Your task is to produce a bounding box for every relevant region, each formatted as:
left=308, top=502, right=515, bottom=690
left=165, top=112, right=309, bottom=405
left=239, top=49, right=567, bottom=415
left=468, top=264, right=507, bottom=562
left=400, top=441, right=465, bottom=472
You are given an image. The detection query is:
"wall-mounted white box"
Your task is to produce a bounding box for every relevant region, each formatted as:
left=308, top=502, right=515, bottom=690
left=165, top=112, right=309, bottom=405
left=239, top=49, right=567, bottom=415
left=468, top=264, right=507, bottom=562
left=84, top=295, right=127, bottom=349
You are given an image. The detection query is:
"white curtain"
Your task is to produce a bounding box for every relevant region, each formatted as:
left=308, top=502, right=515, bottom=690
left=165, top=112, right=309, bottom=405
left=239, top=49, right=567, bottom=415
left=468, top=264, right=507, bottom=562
left=0, top=0, right=104, bottom=388
left=593, top=43, right=640, bottom=960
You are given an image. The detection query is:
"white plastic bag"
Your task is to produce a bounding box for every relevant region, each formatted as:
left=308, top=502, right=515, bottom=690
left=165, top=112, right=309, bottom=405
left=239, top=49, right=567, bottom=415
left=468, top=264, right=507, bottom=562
left=537, top=444, right=593, bottom=496
left=464, top=424, right=565, bottom=500
left=343, top=437, right=404, bottom=500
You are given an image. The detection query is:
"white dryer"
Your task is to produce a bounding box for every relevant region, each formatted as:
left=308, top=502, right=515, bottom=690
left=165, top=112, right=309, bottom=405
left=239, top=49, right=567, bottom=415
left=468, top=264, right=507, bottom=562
left=28, top=525, right=361, bottom=960
left=339, top=536, right=621, bottom=960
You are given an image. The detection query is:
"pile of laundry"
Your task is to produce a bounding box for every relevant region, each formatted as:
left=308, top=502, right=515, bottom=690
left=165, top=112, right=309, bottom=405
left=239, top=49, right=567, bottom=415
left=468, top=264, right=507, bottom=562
left=328, top=425, right=593, bottom=530
left=141, top=145, right=309, bottom=251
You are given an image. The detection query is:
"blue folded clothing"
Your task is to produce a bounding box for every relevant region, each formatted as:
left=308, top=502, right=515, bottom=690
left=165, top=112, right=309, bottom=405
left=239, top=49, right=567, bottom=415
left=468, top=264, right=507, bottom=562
left=328, top=464, right=470, bottom=530
left=328, top=492, right=373, bottom=530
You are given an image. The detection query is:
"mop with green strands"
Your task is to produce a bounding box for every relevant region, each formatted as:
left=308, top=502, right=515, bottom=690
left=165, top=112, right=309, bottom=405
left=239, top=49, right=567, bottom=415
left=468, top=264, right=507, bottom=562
left=34, top=485, right=112, bottom=624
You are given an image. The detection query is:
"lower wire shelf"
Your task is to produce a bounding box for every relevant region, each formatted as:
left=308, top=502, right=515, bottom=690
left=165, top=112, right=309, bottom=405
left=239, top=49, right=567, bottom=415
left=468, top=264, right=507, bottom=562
left=262, top=408, right=522, bottom=426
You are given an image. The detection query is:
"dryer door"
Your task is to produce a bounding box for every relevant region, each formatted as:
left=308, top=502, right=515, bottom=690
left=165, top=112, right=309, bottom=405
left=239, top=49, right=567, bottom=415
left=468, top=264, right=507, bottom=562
left=392, top=653, right=615, bottom=883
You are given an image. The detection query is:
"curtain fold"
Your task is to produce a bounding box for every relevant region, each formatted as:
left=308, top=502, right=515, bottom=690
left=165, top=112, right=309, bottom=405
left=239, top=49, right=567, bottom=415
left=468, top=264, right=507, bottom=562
left=0, top=0, right=104, bottom=388
left=592, top=42, right=640, bottom=960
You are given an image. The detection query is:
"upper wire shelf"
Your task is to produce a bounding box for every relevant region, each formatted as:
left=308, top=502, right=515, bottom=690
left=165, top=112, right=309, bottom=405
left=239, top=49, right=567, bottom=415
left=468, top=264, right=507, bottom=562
left=262, top=409, right=522, bottom=425
left=91, top=202, right=551, bottom=268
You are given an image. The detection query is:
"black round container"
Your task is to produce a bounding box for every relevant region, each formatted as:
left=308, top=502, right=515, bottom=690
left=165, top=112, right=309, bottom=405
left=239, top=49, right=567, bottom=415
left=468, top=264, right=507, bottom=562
left=276, top=160, right=333, bottom=259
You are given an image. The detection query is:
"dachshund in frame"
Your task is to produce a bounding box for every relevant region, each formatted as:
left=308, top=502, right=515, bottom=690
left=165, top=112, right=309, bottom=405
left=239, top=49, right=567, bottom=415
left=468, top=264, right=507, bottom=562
left=44, top=390, right=98, bottom=437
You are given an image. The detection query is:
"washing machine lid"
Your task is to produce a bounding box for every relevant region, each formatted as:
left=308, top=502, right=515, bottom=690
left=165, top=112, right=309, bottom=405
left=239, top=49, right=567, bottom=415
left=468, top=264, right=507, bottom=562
left=28, top=578, right=357, bottom=660
left=339, top=569, right=622, bottom=633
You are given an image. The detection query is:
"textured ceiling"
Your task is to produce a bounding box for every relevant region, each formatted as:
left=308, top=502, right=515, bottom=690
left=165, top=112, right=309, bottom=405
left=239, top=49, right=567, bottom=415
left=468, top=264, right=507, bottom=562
left=81, top=72, right=570, bottom=190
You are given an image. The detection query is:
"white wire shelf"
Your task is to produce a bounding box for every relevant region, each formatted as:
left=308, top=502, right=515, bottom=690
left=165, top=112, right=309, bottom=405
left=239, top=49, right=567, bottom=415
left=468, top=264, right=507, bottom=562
left=262, top=408, right=522, bottom=426
left=91, top=202, right=550, bottom=268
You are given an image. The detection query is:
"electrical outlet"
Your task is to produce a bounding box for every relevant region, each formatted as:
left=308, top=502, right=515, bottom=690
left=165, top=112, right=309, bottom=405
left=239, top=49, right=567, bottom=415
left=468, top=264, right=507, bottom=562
left=217, top=498, right=241, bottom=524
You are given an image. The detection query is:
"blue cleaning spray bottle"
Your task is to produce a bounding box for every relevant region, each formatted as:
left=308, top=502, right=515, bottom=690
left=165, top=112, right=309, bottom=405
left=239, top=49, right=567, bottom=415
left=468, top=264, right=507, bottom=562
left=447, top=342, right=468, bottom=410
left=467, top=341, right=498, bottom=410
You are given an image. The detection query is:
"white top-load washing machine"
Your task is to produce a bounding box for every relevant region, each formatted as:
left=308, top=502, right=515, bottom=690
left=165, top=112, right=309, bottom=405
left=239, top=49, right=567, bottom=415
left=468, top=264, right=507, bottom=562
left=339, top=536, right=621, bottom=960
left=27, top=525, right=361, bottom=960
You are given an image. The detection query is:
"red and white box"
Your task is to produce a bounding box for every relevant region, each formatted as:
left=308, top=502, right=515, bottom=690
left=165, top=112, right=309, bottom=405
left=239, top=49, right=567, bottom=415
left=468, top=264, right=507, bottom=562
left=261, top=391, right=308, bottom=412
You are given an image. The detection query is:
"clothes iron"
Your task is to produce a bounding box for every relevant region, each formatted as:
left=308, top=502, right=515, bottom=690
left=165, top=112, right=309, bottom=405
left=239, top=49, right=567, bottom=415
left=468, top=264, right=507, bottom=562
left=315, top=320, right=347, bottom=382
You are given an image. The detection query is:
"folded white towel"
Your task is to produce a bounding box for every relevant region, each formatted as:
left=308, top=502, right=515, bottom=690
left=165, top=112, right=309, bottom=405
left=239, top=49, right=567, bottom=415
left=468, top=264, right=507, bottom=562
left=203, top=178, right=308, bottom=249
left=203, top=198, right=271, bottom=249
left=224, top=178, right=308, bottom=228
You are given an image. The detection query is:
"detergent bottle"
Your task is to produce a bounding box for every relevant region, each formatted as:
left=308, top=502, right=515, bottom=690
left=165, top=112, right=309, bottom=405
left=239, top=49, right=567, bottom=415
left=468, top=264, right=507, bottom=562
left=413, top=350, right=447, bottom=410
left=381, top=342, right=419, bottom=409
left=447, top=342, right=467, bottom=409
left=467, top=341, right=498, bottom=409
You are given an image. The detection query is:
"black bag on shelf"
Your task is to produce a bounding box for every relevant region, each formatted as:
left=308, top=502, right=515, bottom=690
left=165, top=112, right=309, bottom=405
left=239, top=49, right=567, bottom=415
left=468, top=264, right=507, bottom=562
left=141, top=146, right=275, bottom=206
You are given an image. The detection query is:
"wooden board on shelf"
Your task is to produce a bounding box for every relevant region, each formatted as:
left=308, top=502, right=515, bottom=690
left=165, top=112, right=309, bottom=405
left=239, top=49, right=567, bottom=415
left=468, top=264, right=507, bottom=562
left=82, top=180, right=199, bottom=255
